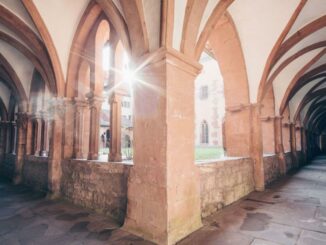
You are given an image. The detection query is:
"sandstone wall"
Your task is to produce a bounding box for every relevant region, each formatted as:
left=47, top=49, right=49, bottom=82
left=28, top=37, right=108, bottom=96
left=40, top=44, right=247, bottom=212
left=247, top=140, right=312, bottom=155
left=285, top=152, right=293, bottom=172
left=22, top=156, right=48, bottom=191
left=61, top=160, right=130, bottom=224
left=199, top=157, right=255, bottom=218
left=0, top=153, right=16, bottom=179
left=263, top=154, right=280, bottom=185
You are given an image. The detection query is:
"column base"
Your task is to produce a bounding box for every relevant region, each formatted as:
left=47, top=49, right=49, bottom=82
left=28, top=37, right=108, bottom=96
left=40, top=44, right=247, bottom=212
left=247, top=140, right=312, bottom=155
left=277, top=153, right=287, bottom=175
left=87, top=152, right=98, bottom=160
left=46, top=191, right=61, bottom=200
left=74, top=152, right=85, bottom=160
left=13, top=175, right=22, bottom=185
left=109, top=153, right=122, bottom=162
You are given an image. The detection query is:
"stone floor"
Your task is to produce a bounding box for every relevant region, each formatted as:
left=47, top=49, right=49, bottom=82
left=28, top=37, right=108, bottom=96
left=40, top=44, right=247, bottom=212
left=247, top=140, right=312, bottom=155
left=1, top=156, right=326, bottom=245
left=178, top=155, right=326, bottom=245
left=0, top=179, right=154, bottom=245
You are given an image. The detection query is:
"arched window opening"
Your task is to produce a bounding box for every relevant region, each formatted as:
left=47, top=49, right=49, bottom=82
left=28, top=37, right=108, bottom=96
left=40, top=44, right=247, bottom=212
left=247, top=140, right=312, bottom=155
left=195, top=52, right=225, bottom=161
left=201, top=121, right=209, bottom=144
left=98, top=39, right=134, bottom=162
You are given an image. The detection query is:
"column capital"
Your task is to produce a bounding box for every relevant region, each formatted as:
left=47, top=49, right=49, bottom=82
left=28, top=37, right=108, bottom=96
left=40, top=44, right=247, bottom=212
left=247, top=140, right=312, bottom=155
left=86, top=93, right=104, bottom=105
left=226, top=103, right=262, bottom=113
left=134, top=47, right=203, bottom=76
left=72, top=97, right=88, bottom=107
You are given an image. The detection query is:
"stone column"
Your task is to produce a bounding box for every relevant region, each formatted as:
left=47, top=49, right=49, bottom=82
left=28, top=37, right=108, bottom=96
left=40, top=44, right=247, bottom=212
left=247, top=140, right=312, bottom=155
left=123, top=49, right=202, bottom=245
left=290, top=123, right=298, bottom=168
left=224, top=108, right=251, bottom=156
left=47, top=98, right=64, bottom=199
left=25, top=114, right=33, bottom=155
left=33, top=114, right=42, bottom=156
left=0, top=121, right=7, bottom=162
left=40, top=112, right=50, bottom=157
left=72, top=98, right=87, bottom=159
left=9, top=121, right=17, bottom=154
left=249, top=104, right=265, bottom=191
left=109, top=93, right=122, bottom=162
left=301, top=127, right=307, bottom=163
left=87, top=95, right=103, bottom=160
left=13, top=113, right=28, bottom=184
left=274, top=116, right=286, bottom=175
left=63, top=99, right=74, bottom=159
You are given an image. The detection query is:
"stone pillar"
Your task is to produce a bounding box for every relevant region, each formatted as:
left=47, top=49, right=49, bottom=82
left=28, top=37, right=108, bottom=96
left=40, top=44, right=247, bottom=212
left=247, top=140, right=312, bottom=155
left=40, top=113, right=50, bottom=157
left=33, top=115, right=42, bottom=156
left=301, top=127, right=307, bottom=163
left=274, top=116, right=286, bottom=175
left=87, top=95, right=103, bottom=160
left=47, top=98, right=64, bottom=199
left=249, top=104, right=265, bottom=191
left=25, top=114, right=33, bottom=155
left=0, top=121, right=7, bottom=162
left=9, top=121, right=17, bottom=154
left=72, top=98, right=87, bottom=159
left=224, top=108, right=251, bottom=156
left=13, top=113, right=28, bottom=184
left=63, top=99, right=74, bottom=159
left=124, top=49, right=202, bottom=245
left=290, top=123, right=298, bottom=168
left=109, top=93, right=122, bottom=162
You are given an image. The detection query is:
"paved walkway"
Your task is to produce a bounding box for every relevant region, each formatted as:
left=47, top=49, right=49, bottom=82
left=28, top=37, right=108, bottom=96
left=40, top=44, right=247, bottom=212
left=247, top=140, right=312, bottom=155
left=179, top=156, right=326, bottom=245
left=1, top=156, right=326, bottom=244
left=0, top=179, right=153, bottom=245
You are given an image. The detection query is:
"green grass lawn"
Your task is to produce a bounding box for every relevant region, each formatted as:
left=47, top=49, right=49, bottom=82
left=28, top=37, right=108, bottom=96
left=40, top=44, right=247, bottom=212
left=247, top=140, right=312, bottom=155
left=100, top=147, right=224, bottom=161
left=195, top=147, right=224, bottom=161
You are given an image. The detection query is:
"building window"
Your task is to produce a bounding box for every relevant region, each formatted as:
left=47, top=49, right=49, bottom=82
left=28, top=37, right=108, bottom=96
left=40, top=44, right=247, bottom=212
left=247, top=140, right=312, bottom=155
left=199, top=86, right=208, bottom=100
left=122, top=101, right=130, bottom=108
left=201, top=121, right=209, bottom=144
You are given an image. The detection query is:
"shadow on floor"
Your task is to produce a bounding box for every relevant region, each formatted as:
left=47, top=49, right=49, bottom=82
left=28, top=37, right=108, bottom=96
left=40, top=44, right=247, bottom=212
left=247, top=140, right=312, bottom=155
left=0, top=178, right=153, bottom=245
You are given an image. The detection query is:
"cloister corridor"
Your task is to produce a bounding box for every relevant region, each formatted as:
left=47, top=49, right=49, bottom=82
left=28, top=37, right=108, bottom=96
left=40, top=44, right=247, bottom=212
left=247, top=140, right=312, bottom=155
left=0, top=156, right=325, bottom=245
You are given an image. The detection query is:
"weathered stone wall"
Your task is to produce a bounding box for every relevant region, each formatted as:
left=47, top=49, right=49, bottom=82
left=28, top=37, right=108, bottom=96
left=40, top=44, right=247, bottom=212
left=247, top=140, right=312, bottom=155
left=263, top=154, right=280, bottom=186
left=61, top=160, right=130, bottom=224
left=285, top=152, right=293, bottom=172
left=22, top=156, right=48, bottom=191
left=0, top=153, right=16, bottom=179
left=199, top=157, right=254, bottom=218
left=297, top=151, right=305, bottom=166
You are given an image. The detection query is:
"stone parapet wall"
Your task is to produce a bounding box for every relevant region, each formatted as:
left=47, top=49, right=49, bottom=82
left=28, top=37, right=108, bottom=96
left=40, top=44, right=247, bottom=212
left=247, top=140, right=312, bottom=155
left=285, top=152, right=293, bottom=172
left=61, top=160, right=130, bottom=224
left=263, top=154, right=280, bottom=186
left=198, top=157, right=254, bottom=218
left=22, top=155, right=48, bottom=191
left=0, top=154, right=16, bottom=179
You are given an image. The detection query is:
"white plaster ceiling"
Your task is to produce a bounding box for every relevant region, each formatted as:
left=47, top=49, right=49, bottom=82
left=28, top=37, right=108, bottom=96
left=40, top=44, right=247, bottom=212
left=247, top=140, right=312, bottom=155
left=273, top=48, right=323, bottom=115
left=314, top=80, right=326, bottom=91
left=306, top=53, right=326, bottom=73
left=289, top=77, right=322, bottom=121
left=0, top=0, right=40, bottom=37
left=286, top=0, right=326, bottom=38
left=229, top=0, right=300, bottom=103
left=197, top=0, right=220, bottom=42
left=300, top=99, right=314, bottom=122
left=0, top=22, right=32, bottom=53
left=172, top=0, right=187, bottom=50
left=0, top=40, right=34, bottom=97
left=0, top=80, right=11, bottom=110
left=142, top=0, right=161, bottom=52
left=32, top=0, right=90, bottom=80
left=270, top=27, right=326, bottom=76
